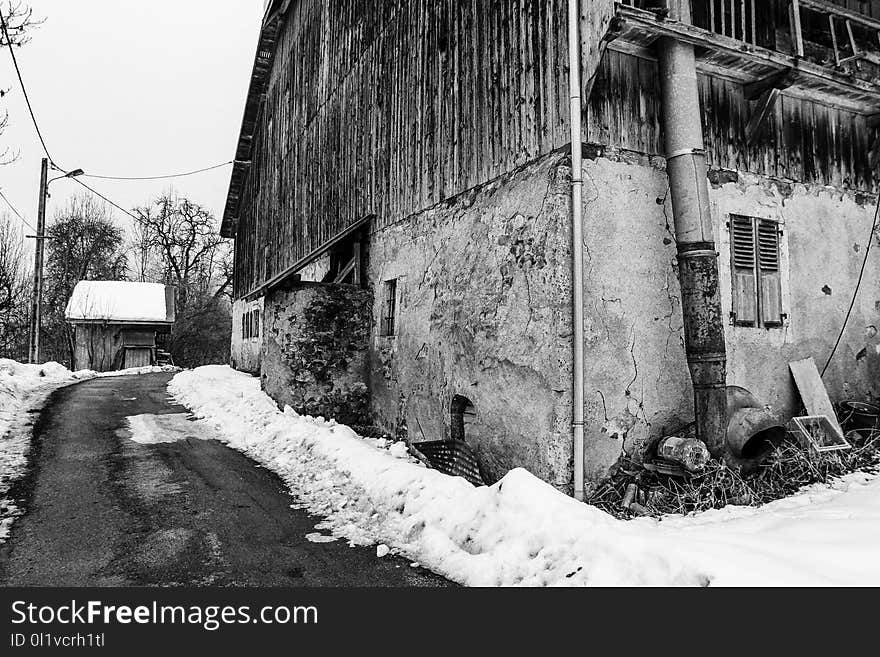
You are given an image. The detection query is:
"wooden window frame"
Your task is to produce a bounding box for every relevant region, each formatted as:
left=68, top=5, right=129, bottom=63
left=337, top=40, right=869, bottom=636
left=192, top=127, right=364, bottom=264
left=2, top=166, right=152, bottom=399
left=729, top=214, right=786, bottom=329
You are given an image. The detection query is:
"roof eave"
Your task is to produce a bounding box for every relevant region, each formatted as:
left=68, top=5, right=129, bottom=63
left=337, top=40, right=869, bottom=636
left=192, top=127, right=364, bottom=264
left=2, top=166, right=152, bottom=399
left=220, top=2, right=287, bottom=238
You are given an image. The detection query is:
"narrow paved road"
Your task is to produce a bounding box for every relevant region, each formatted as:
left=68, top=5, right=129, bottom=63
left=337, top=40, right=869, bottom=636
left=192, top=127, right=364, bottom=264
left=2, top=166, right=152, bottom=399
left=0, top=373, right=451, bottom=586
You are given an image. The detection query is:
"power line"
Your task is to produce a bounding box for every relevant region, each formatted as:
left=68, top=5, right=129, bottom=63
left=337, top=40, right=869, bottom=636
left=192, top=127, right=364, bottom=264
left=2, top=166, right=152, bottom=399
left=0, top=9, right=58, bottom=168
left=0, top=188, right=37, bottom=232
left=821, top=194, right=879, bottom=377
left=70, top=177, right=140, bottom=222
left=82, top=160, right=233, bottom=181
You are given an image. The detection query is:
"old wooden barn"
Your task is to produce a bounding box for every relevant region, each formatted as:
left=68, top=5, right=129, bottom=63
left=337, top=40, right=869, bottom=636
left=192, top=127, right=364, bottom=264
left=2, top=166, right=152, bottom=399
left=224, top=0, right=880, bottom=495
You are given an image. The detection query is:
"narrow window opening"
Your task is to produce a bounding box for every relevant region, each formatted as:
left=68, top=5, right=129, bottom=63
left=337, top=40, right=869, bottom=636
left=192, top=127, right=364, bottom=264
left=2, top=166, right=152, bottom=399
left=451, top=395, right=476, bottom=443
left=381, top=279, right=397, bottom=336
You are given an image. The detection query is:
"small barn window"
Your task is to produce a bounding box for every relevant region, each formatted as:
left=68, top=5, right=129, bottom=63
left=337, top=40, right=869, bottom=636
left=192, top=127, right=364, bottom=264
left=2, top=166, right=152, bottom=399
left=242, top=308, right=260, bottom=340
left=451, top=395, right=476, bottom=443
left=381, top=279, right=397, bottom=336
left=730, top=215, right=784, bottom=328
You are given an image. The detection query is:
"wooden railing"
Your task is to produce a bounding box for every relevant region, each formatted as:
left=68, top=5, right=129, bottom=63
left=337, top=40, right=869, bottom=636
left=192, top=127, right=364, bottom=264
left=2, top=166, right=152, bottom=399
left=618, top=0, right=880, bottom=64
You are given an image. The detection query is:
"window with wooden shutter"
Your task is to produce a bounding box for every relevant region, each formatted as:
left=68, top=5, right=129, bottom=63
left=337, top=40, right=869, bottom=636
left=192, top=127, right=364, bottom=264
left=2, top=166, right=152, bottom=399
left=757, top=219, right=784, bottom=327
left=730, top=215, right=758, bottom=326
left=729, top=215, right=784, bottom=329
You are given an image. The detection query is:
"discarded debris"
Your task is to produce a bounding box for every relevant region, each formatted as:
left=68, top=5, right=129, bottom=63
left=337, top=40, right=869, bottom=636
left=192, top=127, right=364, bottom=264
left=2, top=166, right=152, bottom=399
left=789, top=357, right=845, bottom=438
left=657, top=435, right=710, bottom=472
left=839, top=401, right=880, bottom=432
left=589, top=427, right=880, bottom=519
left=792, top=415, right=850, bottom=454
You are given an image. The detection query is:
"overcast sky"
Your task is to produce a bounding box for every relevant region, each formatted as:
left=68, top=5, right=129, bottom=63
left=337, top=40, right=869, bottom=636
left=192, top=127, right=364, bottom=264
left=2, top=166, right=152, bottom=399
left=1, top=0, right=265, bottom=240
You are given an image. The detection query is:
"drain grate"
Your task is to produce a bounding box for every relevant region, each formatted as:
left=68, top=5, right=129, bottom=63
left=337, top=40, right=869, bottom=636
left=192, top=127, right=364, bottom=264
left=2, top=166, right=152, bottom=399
left=412, top=440, right=486, bottom=487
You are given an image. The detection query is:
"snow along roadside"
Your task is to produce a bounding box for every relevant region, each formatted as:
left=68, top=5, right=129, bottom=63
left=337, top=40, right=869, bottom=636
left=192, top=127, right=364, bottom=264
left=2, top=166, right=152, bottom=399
left=169, top=365, right=880, bottom=586
left=168, top=366, right=880, bottom=586
left=0, top=360, right=178, bottom=541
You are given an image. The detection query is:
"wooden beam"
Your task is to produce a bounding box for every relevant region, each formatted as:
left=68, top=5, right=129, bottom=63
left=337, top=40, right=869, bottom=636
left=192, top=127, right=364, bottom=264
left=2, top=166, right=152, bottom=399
left=352, top=241, right=362, bottom=286
left=743, top=68, right=799, bottom=100
left=829, top=15, right=840, bottom=67
left=333, top=257, right=357, bottom=284
left=791, top=0, right=805, bottom=58
left=745, top=87, right=780, bottom=144
left=243, top=214, right=374, bottom=301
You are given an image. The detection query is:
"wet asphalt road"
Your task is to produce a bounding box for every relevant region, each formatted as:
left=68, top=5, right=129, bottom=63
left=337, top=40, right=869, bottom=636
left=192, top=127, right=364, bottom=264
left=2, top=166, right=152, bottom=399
left=0, top=373, right=451, bottom=587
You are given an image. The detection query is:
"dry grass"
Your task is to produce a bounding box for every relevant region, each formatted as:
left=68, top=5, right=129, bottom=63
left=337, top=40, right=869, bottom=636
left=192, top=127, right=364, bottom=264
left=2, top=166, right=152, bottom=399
left=589, top=430, right=880, bottom=519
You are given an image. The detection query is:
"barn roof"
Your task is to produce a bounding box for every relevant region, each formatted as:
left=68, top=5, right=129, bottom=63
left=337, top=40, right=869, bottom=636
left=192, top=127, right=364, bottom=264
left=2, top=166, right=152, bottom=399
left=65, top=281, right=176, bottom=324
left=220, top=0, right=289, bottom=238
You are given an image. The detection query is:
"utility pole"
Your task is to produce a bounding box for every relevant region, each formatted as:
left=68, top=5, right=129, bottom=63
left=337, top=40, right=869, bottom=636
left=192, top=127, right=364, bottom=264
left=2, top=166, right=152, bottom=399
left=28, top=157, right=48, bottom=364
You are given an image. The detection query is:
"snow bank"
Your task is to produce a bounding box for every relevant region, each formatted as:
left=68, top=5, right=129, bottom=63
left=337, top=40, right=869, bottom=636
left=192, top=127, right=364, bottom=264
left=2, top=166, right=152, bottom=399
left=168, top=365, right=880, bottom=586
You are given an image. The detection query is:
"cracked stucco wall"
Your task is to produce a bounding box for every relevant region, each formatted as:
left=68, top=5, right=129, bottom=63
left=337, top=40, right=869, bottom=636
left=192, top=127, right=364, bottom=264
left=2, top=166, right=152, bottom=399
left=579, top=151, right=880, bottom=482
left=245, top=147, right=878, bottom=493
left=367, top=153, right=575, bottom=490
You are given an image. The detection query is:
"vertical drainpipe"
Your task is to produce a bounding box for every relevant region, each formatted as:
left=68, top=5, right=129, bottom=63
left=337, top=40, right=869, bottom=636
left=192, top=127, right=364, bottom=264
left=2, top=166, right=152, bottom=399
left=567, top=0, right=586, bottom=500
left=657, top=1, right=728, bottom=456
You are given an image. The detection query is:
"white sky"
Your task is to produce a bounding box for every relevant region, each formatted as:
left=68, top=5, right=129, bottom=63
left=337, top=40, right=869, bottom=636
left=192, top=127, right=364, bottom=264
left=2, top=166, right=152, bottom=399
left=0, top=0, right=265, bottom=239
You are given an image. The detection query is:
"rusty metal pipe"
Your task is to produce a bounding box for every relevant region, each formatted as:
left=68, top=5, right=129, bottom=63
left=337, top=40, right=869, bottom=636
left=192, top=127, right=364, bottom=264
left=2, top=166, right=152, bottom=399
left=658, top=2, right=728, bottom=457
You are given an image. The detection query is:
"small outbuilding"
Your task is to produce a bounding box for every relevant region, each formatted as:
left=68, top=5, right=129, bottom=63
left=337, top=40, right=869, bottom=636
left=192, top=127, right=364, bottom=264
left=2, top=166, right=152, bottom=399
left=65, top=281, right=176, bottom=372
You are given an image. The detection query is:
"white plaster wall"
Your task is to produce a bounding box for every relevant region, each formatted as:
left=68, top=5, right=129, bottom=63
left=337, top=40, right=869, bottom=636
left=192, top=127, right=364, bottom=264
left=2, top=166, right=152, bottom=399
left=230, top=297, right=265, bottom=374
left=579, top=152, right=880, bottom=482
left=367, top=154, right=575, bottom=489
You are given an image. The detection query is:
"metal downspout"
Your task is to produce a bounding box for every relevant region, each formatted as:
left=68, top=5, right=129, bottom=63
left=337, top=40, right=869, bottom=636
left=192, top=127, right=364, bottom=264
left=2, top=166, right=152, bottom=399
left=657, top=1, right=728, bottom=456
left=568, top=0, right=586, bottom=500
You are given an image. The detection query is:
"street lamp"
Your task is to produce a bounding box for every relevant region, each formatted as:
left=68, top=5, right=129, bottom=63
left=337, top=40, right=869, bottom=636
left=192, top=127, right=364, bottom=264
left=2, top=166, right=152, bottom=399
left=28, top=160, right=86, bottom=363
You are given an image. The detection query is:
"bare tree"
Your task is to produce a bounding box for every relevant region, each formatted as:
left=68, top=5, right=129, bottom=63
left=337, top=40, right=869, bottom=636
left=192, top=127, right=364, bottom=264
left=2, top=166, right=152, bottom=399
left=133, top=193, right=232, bottom=365
left=42, top=195, right=127, bottom=365
left=133, top=194, right=233, bottom=311
left=0, top=213, right=29, bottom=358
left=1, top=2, right=41, bottom=165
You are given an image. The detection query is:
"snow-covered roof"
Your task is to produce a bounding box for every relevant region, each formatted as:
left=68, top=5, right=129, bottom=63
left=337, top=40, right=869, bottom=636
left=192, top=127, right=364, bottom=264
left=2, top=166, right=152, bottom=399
left=65, top=281, right=175, bottom=324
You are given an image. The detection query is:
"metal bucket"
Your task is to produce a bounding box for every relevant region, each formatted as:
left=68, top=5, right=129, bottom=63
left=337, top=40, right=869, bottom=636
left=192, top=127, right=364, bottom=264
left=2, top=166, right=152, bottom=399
left=727, top=406, right=787, bottom=460
left=839, top=401, right=880, bottom=432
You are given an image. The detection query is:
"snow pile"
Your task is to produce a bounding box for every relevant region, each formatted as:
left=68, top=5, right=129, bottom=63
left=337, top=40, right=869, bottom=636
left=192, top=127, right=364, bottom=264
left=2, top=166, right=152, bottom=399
left=125, top=412, right=212, bottom=445
left=0, top=359, right=91, bottom=540
left=168, top=365, right=880, bottom=586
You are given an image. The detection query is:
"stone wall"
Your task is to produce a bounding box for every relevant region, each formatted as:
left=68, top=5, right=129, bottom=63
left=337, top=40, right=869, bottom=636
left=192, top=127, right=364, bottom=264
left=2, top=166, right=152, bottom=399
left=262, top=283, right=372, bottom=427
left=367, top=153, right=575, bottom=489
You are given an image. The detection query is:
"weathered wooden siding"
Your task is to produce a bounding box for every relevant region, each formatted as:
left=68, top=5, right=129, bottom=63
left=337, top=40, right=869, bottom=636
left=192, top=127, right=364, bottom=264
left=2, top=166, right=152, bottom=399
left=233, top=0, right=876, bottom=299
left=588, top=48, right=875, bottom=190
left=235, top=0, right=574, bottom=298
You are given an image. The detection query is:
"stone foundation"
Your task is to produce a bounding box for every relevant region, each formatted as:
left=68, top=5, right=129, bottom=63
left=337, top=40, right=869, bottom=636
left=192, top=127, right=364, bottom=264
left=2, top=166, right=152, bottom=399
left=261, top=283, right=372, bottom=427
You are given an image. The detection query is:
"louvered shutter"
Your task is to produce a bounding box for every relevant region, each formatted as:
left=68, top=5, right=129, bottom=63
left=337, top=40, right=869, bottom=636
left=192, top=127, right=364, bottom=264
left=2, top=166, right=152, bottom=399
left=757, top=219, right=783, bottom=326
left=730, top=215, right=758, bottom=326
